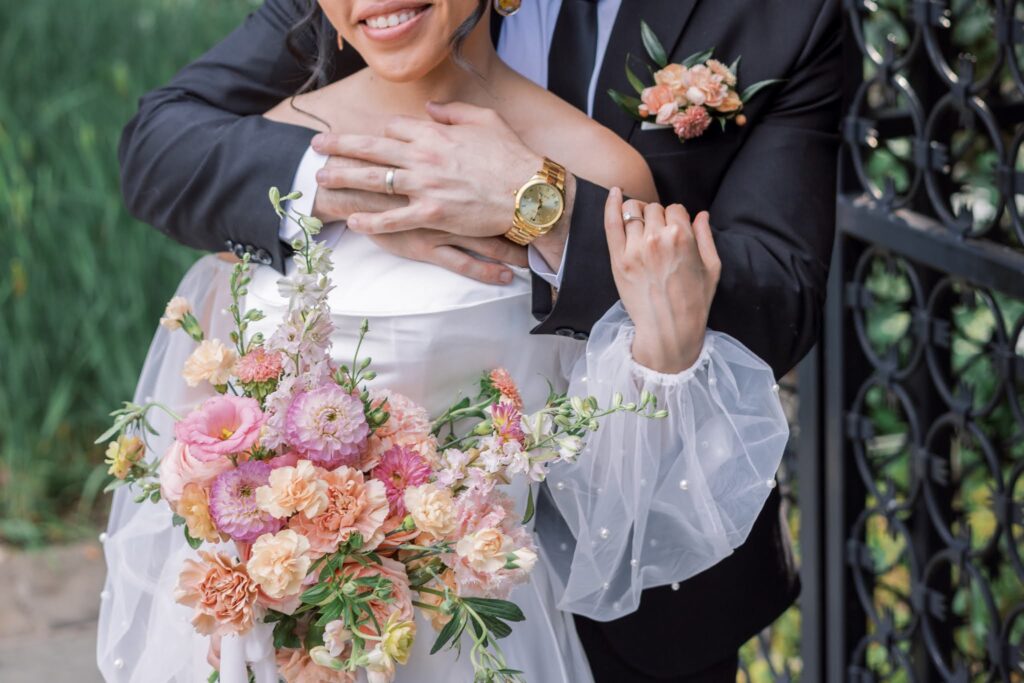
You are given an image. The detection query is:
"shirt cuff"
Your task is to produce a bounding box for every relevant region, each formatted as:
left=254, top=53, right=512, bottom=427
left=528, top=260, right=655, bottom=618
left=527, top=235, right=569, bottom=289
left=279, top=147, right=330, bottom=244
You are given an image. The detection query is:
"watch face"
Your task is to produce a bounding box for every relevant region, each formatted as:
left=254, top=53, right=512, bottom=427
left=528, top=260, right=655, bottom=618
left=518, top=181, right=564, bottom=228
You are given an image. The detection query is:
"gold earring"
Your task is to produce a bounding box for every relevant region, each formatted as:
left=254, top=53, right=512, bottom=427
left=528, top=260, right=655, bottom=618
left=337, top=32, right=344, bottom=51
left=494, top=0, right=521, bottom=17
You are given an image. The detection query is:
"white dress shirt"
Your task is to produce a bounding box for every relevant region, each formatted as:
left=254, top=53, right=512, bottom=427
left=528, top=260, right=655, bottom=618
left=280, top=0, right=623, bottom=287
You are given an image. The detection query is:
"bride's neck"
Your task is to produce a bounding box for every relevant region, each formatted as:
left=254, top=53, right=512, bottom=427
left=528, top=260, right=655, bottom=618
left=367, top=28, right=506, bottom=113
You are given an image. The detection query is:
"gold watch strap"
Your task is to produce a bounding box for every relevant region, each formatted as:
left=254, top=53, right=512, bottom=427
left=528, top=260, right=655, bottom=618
left=505, top=158, right=566, bottom=246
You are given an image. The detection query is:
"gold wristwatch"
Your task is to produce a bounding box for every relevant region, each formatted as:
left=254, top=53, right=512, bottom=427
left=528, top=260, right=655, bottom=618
left=505, top=157, right=567, bottom=245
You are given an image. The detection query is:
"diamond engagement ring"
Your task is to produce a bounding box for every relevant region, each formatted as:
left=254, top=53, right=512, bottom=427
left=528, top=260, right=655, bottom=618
left=622, top=211, right=644, bottom=225
left=384, top=168, right=396, bottom=195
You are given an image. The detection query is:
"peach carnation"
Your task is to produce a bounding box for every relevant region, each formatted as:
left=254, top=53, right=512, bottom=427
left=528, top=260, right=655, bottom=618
left=183, top=338, right=237, bottom=387
left=673, top=106, right=712, bottom=140
left=159, top=296, right=191, bottom=330
left=245, top=529, right=312, bottom=599
left=455, top=527, right=514, bottom=574
left=707, top=58, right=737, bottom=86
left=654, top=63, right=689, bottom=93
left=681, top=64, right=728, bottom=108
left=289, top=465, right=389, bottom=555
left=404, top=483, right=456, bottom=539
left=363, top=389, right=434, bottom=470
left=638, top=84, right=679, bottom=124
left=256, top=459, right=329, bottom=520
left=277, top=648, right=355, bottom=683
left=174, top=551, right=262, bottom=637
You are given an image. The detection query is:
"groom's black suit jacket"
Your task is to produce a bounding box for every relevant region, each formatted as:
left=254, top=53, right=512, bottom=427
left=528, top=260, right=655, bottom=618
left=119, top=1, right=842, bottom=678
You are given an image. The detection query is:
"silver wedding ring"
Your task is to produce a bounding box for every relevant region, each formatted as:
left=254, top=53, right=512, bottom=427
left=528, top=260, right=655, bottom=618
left=622, top=211, right=645, bottom=225
left=384, top=168, right=396, bottom=195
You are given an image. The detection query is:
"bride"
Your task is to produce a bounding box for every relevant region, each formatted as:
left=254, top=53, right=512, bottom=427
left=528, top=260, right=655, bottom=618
left=98, top=1, right=789, bottom=681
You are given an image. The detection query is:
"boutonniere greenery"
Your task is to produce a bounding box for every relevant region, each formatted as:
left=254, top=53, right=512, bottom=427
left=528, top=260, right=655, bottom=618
left=609, top=21, right=783, bottom=142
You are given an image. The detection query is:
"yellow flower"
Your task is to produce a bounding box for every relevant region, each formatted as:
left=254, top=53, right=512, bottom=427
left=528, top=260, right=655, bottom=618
left=179, top=482, right=221, bottom=543
left=380, top=614, right=416, bottom=665
left=105, top=435, right=144, bottom=479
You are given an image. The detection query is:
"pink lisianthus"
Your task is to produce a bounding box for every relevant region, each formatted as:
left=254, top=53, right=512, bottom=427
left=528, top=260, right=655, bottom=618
left=372, top=446, right=432, bottom=518
left=235, top=347, right=283, bottom=384
left=158, top=440, right=233, bottom=511
left=638, top=84, right=679, bottom=124
left=174, top=396, right=264, bottom=462
left=672, top=106, right=713, bottom=140
left=208, top=460, right=283, bottom=542
left=285, top=383, right=369, bottom=469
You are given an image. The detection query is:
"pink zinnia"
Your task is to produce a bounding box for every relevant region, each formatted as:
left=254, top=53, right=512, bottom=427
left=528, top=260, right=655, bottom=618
left=174, top=396, right=264, bottom=462
left=672, top=105, right=712, bottom=140
left=372, top=446, right=432, bottom=518
left=208, top=460, right=283, bottom=542
left=491, top=402, right=525, bottom=444
left=285, top=383, right=369, bottom=469
left=235, top=347, right=283, bottom=384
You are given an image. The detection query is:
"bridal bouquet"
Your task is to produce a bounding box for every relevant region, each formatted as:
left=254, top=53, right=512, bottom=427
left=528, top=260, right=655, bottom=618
left=99, top=189, right=663, bottom=683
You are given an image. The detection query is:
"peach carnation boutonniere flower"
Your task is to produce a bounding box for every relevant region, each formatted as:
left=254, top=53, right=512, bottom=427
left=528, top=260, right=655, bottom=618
left=609, top=20, right=783, bottom=143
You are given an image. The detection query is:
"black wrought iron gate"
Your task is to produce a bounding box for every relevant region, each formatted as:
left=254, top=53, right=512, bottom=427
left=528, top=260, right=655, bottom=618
left=741, top=2, right=1024, bottom=681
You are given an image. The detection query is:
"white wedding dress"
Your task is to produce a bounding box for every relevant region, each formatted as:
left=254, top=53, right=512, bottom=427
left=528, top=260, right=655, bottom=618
left=98, top=225, right=789, bottom=682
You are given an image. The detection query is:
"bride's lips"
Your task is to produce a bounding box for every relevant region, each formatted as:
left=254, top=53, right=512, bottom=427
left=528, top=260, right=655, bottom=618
left=357, top=2, right=433, bottom=43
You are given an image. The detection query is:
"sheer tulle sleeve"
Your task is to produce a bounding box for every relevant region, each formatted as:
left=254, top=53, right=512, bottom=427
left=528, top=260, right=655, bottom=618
left=535, top=303, right=789, bottom=622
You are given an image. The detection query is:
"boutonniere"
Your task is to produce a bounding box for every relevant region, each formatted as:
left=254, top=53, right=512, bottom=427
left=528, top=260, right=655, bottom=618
left=608, top=21, right=783, bottom=142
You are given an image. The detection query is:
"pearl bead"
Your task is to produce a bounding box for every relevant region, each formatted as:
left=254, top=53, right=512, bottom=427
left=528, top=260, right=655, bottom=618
left=767, top=479, right=777, bottom=489
left=580, top=376, right=588, bottom=384
left=709, top=378, right=717, bottom=387
left=701, top=441, right=709, bottom=449
left=630, top=559, right=639, bottom=568
left=560, top=543, right=568, bottom=551
left=602, top=582, right=610, bottom=590
left=671, top=583, right=680, bottom=591
left=113, top=658, right=125, bottom=670
left=640, top=478, right=648, bottom=486
left=596, top=487, right=604, bottom=494
left=100, top=590, right=110, bottom=600
left=599, top=527, right=610, bottom=540
left=98, top=532, right=108, bottom=543
left=679, top=479, right=689, bottom=491
left=555, top=481, right=565, bottom=491
left=649, top=538, right=659, bottom=548
left=613, top=601, right=621, bottom=610
left=771, top=383, right=780, bottom=393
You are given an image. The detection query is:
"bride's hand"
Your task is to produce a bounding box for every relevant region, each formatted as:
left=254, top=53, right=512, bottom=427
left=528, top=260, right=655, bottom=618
left=604, top=187, right=721, bottom=373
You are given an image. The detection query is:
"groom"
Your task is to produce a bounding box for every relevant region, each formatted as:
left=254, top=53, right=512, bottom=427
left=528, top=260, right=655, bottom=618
left=119, top=1, right=842, bottom=680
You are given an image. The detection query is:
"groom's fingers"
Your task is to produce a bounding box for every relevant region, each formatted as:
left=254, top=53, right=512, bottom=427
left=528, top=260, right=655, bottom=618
left=451, top=235, right=529, bottom=268
left=316, top=165, right=416, bottom=195
left=429, top=245, right=517, bottom=284
left=311, top=133, right=406, bottom=167
left=348, top=205, right=423, bottom=234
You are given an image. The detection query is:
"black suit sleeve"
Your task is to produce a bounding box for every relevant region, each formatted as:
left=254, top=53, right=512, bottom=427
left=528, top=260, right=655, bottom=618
left=534, top=2, right=842, bottom=378
left=118, top=0, right=322, bottom=272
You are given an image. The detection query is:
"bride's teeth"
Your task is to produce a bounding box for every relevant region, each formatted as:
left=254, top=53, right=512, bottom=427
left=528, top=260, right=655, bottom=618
left=366, top=8, right=421, bottom=29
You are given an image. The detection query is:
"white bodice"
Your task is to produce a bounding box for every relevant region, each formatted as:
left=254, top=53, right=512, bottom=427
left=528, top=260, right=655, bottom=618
left=246, top=226, right=570, bottom=417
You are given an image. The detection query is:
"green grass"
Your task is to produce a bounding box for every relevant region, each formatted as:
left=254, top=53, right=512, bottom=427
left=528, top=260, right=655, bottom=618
left=0, top=0, right=259, bottom=545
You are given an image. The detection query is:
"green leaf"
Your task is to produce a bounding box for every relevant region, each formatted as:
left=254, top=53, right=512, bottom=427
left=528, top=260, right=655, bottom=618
left=729, top=55, right=741, bottom=75
left=462, top=598, right=526, bottom=622
left=300, top=583, right=331, bottom=605
left=741, top=78, right=785, bottom=103
left=522, top=486, right=535, bottom=525
left=640, top=21, right=668, bottom=67
left=607, top=90, right=645, bottom=122
left=183, top=526, right=203, bottom=550
left=624, top=59, right=647, bottom=95
left=430, top=611, right=465, bottom=655
left=480, top=614, right=513, bottom=639
left=682, top=47, right=715, bottom=68
left=171, top=513, right=186, bottom=527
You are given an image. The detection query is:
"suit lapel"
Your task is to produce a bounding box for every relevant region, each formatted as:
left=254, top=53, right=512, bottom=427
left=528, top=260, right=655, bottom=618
left=592, top=0, right=700, bottom=140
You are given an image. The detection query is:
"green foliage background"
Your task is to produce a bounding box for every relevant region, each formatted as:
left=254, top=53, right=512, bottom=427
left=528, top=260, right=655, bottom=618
left=0, top=0, right=259, bottom=545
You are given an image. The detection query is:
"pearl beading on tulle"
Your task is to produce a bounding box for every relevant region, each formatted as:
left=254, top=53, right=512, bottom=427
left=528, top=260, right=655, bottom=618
left=113, top=658, right=125, bottom=670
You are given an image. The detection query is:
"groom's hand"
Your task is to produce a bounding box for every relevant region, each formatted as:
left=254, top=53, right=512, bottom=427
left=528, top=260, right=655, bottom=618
left=311, top=155, right=526, bottom=285
left=311, top=102, right=544, bottom=239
